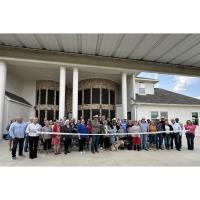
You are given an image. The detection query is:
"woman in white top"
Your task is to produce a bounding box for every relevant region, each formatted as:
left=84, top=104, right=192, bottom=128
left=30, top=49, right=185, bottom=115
left=26, top=117, right=41, bottom=159
left=102, top=121, right=111, bottom=151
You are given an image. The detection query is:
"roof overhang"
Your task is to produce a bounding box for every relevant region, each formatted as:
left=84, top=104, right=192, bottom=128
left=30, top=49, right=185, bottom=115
left=0, top=45, right=200, bottom=76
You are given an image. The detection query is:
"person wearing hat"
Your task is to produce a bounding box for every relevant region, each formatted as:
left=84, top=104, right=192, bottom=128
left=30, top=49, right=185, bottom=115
left=139, top=117, right=149, bottom=151
left=91, top=115, right=102, bottom=153
left=155, top=118, right=164, bottom=150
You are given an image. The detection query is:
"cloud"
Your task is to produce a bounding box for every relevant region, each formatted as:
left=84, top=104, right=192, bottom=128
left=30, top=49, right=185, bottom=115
left=173, top=76, right=198, bottom=93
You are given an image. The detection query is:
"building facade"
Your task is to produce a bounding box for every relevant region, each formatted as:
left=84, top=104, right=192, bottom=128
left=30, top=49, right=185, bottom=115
left=1, top=60, right=200, bottom=138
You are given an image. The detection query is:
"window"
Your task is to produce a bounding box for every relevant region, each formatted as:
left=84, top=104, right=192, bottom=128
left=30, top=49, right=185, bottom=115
left=102, top=109, right=109, bottom=119
left=40, top=89, right=46, bottom=104
left=110, top=90, right=115, bottom=104
left=84, top=109, right=90, bottom=121
left=127, top=112, right=131, bottom=120
left=47, top=110, right=54, bottom=120
left=78, top=110, right=82, bottom=120
left=39, top=110, right=45, bottom=125
left=102, top=89, right=109, bottom=104
left=139, top=83, right=145, bottom=95
left=35, top=110, right=38, bottom=118
left=160, top=111, right=168, bottom=120
left=84, top=89, right=91, bottom=104
left=110, top=110, right=115, bottom=119
left=78, top=90, right=82, bottom=105
left=92, top=88, right=100, bottom=104
left=47, top=90, right=54, bottom=105
left=92, top=109, right=100, bottom=117
left=56, top=91, right=59, bottom=105
left=36, top=90, right=39, bottom=104
left=192, top=112, right=199, bottom=125
left=151, top=111, right=159, bottom=121
left=56, top=110, right=59, bottom=120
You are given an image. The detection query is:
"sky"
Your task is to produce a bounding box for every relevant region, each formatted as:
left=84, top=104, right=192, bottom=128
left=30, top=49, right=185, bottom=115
left=138, top=72, right=200, bottom=99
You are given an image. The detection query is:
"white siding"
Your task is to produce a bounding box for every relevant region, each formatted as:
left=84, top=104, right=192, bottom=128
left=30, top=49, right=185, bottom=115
left=135, top=81, right=155, bottom=95
left=136, top=104, right=200, bottom=135
left=3, top=97, right=31, bottom=133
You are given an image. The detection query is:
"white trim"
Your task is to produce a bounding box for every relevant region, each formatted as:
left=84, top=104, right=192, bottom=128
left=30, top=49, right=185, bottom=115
left=132, top=102, right=200, bottom=107
left=0, top=56, right=137, bottom=73
left=6, top=97, right=32, bottom=108
left=136, top=77, right=159, bottom=83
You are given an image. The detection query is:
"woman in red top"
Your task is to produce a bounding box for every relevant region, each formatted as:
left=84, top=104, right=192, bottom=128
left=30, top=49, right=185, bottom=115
left=52, top=121, right=61, bottom=155
left=86, top=119, right=92, bottom=149
left=184, top=120, right=196, bottom=150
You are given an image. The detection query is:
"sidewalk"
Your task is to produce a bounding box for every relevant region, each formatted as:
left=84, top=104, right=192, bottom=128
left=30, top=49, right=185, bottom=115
left=0, top=138, right=200, bottom=166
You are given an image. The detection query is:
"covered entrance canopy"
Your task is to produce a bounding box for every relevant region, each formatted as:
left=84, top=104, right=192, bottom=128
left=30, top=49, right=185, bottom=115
left=0, top=34, right=200, bottom=76
left=1, top=34, right=200, bottom=138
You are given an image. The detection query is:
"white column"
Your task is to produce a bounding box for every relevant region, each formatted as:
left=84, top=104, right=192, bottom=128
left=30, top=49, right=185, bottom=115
left=121, top=72, right=127, bottom=119
left=0, top=61, right=7, bottom=139
left=59, top=66, right=66, bottom=120
left=132, top=74, right=136, bottom=100
left=72, top=68, right=78, bottom=120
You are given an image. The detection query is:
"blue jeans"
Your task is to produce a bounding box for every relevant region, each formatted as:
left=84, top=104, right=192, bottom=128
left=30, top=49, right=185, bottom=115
left=24, top=135, right=29, bottom=152
left=149, top=134, right=156, bottom=145
left=91, top=135, right=100, bottom=152
left=186, top=133, right=195, bottom=150
left=156, top=133, right=163, bottom=149
left=140, top=134, right=147, bottom=149
left=164, top=134, right=171, bottom=149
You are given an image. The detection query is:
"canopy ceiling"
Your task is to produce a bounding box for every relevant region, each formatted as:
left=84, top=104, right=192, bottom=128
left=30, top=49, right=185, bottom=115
left=1, top=34, right=200, bottom=76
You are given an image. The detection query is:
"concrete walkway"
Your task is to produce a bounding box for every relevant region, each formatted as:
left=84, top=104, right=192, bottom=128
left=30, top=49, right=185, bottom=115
left=0, top=138, right=200, bottom=166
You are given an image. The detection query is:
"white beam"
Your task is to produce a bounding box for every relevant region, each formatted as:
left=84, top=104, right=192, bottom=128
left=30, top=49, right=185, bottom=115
left=72, top=68, right=78, bottom=120
left=0, top=61, right=7, bottom=138
left=122, top=72, right=127, bottom=119
left=59, top=66, right=66, bottom=119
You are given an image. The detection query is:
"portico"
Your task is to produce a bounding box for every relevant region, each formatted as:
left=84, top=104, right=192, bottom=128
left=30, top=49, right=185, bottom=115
left=0, top=59, right=134, bottom=137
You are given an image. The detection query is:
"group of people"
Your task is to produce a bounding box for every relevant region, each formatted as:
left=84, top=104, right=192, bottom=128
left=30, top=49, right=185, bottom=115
left=5, top=115, right=197, bottom=160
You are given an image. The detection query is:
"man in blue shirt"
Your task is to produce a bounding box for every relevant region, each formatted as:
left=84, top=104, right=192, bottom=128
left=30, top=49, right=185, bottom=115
left=9, top=116, right=27, bottom=159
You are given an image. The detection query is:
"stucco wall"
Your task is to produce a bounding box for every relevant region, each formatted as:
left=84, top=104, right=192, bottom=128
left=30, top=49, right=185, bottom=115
left=21, top=81, right=36, bottom=116
left=6, top=72, right=23, bottom=96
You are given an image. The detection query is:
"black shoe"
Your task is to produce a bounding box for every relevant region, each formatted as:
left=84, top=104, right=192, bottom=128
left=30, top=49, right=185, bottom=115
left=95, top=150, right=99, bottom=153
left=19, top=154, right=25, bottom=157
left=67, top=151, right=70, bottom=153
left=145, top=148, right=149, bottom=151
left=91, top=150, right=95, bottom=154
left=64, top=151, right=67, bottom=155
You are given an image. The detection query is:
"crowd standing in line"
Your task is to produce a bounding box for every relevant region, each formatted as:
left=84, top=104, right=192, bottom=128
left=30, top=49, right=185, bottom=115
left=4, top=115, right=197, bottom=160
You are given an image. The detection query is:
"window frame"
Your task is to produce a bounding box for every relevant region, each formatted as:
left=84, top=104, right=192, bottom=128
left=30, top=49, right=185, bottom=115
left=192, top=112, right=199, bottom=125
left=139, top=82, right=146, bottom=95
